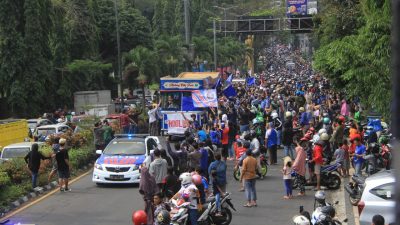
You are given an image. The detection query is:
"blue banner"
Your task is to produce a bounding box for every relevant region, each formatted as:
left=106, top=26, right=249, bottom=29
left=247, top=77, right=255, bottom=86
left=287, top=0, right=307, bottom=15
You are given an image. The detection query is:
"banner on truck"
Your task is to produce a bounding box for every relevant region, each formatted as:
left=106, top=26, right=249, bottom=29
left=191, top=89, right=218, bottom=108
left=166, top=113, right=191, bottom=134
left=287, top=0, right=307, bottom=15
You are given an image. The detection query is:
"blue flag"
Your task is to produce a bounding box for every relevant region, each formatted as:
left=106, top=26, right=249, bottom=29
left=226, top=74, right=233, bottom=83
left=214, top=78, right=221, bottom=89
left=247, top=77, right=255, bottom=86
left=223, top=84, right=237, bottom=98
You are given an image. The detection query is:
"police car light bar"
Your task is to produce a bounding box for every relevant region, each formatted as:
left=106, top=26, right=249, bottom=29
left=114, top=134, right=150, bottom=138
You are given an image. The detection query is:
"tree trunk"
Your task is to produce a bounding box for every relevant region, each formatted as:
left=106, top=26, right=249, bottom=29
left=142, top=84, right=146, bottom=113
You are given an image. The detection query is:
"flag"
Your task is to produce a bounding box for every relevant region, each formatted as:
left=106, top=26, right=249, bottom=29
left=226, top=74, right=233, bottom=84
left=214, top=78, right=221, bottom=89
left=246, top=77, right=255, bottom=86
left=191, top=89, right=218, bottom=108
left=223, top=84, right=237, bottom=98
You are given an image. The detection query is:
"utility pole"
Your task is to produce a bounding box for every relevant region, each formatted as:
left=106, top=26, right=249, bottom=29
left=114, top=0, right=123, bottom=111
left=213, top=5, right=238, bottom=37
left=213, top=19, right=217, bottom=71
left=184, top=0, right=190, bottom=45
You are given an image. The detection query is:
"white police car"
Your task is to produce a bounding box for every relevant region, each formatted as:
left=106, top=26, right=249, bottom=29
left=92, top=134, right=159, bottom=184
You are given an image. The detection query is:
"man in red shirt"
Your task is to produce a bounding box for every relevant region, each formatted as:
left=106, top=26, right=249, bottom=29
left=221, top=122, right=230, bottom=160
left=310, top=140, right=324, bottom=190
left=120, top=109, right=134, bottom=134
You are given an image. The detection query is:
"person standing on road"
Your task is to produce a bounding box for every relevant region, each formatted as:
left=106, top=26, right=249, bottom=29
left=292, top=139, right=307, bottom=196
left=309, top=140, right=324, bottom=191
left=93, top=121, right=105, bottom=150
left=148, top=102, right=161, bottom=136
left=353, top=138, right=366, bottom=176
left=55, top=138, right=71, bottom=192
left=265, top=122, right=278, bottom=165
left=24, top=143, right=50, bottom=188
left=139, top=167, right=159, bottom=225
left=282, top=157, right=293, bottom=199
left=102, top=120, right=114, bottom=146
left=221, top=123, right=230, bottom=160
left=240, top=149, right=258, bottom=207
left=48, top=137, right=60, bottom=183
left=282, top=111, right=295, bottom=159
left=149, top=149, right=168, bottom=189
left=208, top=153, right=227, bottom=193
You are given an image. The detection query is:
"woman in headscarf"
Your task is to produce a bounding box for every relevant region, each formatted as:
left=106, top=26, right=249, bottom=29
left=340, top=99, right=349, bottom=117
left=139, top=166, right=159, bottom=225
left=292, top=138, right=307, bottom=196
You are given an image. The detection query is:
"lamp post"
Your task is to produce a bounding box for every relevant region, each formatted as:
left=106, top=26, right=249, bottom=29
left=114, top=0, right=123, bottom=111
left=213, top=5, right=238, bottom=37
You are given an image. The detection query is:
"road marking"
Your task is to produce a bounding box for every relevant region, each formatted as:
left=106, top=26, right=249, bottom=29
left=1, top=169, right=93, bottom=220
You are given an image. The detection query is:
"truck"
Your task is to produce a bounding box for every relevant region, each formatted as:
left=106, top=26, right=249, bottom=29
left=159, top=72, right=220, bottom=136
left=74, top=90, right=115, bottom=117
left=0, top=119, right=29, bottom=150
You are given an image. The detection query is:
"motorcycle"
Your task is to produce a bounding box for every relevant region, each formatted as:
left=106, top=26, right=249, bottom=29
left=292, top=162, right=341, bottom=190
left=298, top=202, right=347, bottom=225
left=344, top=175, right=365, bottom=206
left=233, top=153, right=268, bottom=181
left=170, top=193, right=236, bottom=225
left=198, top=192, right=236, bottom=225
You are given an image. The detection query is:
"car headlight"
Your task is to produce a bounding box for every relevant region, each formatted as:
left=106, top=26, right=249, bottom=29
left=94, top=163, right=103, bottom=170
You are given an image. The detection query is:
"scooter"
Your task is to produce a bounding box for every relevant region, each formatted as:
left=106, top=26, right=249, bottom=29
left=198, top=192, right=236, bottom=225
left=233, top=153, right=268, bottom=181
left=292, top=162, right=341, bottom=190
left=344, top=175, right=365, bottom=206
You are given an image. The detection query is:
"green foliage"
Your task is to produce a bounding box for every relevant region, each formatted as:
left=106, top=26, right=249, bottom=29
left=250, top=8, right=282, bottom=16
left=313, top=0, right=391, bottom=117
left=0, top=171, right=11, bottom=187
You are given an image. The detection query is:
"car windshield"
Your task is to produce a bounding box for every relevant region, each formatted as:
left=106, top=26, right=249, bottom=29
left=103, top=141, right=145, bottom=155
left=1, top=147, right=30, bottom=159
left=28, top=122, right=37, bottom=129
left=37, top=128, right=56, bottom=136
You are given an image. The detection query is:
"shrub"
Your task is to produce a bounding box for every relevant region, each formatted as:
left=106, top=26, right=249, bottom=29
left=0, top=171, right=10, bottom=188
left=0, top=159, right=31, bottom=184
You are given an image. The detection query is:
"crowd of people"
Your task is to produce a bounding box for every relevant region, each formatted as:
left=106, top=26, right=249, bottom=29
left=133, top=44, right=392, bottom=225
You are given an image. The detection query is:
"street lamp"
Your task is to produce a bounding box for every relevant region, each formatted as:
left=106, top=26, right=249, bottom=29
left=114, top=0, right=123, bottom=111
left=213, top=5, right=238, bottom=37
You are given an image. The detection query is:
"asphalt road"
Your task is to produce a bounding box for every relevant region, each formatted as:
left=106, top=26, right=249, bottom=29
left=6, top=149, right=319, bottom=225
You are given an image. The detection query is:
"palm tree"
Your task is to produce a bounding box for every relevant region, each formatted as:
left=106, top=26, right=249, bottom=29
left=155, top=35, right=183, bottom=76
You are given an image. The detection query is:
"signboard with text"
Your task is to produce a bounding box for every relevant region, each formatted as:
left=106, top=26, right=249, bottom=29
left=160, top=80, right=203, bottom=90
left=166, top=113, right=191, bottom=134
left=287, top=0, right=307, bottom=16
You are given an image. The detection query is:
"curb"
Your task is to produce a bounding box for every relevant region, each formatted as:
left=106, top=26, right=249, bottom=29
left=1, top=163, right=94, bottom=217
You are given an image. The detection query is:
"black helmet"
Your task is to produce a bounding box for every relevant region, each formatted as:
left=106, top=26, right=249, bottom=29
left=156, top=210, right=171, bottom=225
left=320, top=205, right=336, bottom=218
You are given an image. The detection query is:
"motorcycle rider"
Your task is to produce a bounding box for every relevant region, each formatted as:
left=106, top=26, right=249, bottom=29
left=172, top=172, right=202, bottom=225
left=249, top=130, right=263, bottom=178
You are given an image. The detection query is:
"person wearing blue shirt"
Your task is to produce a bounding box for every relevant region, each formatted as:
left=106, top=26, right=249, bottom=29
left=199, top=143, right=209, bottom=177
left=197, top=128, right=208, bottom=142
left=353, top=138, right=366, bottom=176
left=208, top=153, right=227, bottom=192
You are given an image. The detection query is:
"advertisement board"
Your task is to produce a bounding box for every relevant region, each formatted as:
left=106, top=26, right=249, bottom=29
left=287, top=0, right=307, bottom=15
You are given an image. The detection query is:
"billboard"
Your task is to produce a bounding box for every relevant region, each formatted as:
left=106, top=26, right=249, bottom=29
left=287, top=0, right=307, bottom=16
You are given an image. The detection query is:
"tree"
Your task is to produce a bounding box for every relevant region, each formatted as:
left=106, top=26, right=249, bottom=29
left=313, top=0, right=391, bottom=117
left=155, top=35, right=184, bottom=76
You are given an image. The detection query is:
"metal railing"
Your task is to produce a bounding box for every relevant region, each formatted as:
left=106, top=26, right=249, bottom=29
left=216, top=17, right=314, bottom=33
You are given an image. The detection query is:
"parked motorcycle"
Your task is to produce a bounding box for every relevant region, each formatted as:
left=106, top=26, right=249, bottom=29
left=292, top=162, right=341, bottom=190
left=198, top=192, right=236, bottom=225
left=233, top=153, right=268, bottom=181
left=344, top=175, right=365, bottom=206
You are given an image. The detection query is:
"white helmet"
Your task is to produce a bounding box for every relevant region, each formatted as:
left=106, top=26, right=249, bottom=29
left=179, top=172, right=192, bottom=186
left=252, top=118, right=259, bottom=124
left=314, top=190, right=326, bottom=202
left=57, top=118, right=63, bottom=123
left=320, top=133, right=329, bottom=141
left=293, top=215, right=310, bottom=225
left=318, top=129, right=327, bottom=136
left=271, top=112, right=278, bottom=119
left=71, top=112, right=76, bottom=116
left=285, top=111, right=292, bottom=118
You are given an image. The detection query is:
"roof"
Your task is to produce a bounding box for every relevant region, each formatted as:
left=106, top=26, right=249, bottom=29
left=4, top=142, right=44, bottom=148
left=177, top=72, right=219, bottom=79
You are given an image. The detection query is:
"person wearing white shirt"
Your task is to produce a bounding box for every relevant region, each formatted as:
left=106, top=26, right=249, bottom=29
left=148, top=101, right=161, bottom=136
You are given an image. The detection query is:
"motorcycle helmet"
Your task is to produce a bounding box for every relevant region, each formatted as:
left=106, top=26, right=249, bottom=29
left=318, top=129, right=327, bottom=136
left=299, top=107, right=305, bottom=112
left=285, top=111, right=292, bottom=118
left=379, top=136, right=389, bottom=145
left=156, top=210, right=171, bottom=225
left=338, top=115, right=345, bottom=123
left=252, top=118, right=259, bottom=124
left=271, top=112, right=279, bottom=119
left=57, top=118, right=63, bottom=123
left=192, top=174, right=202, bottom=185
left=132, top=210, right=147, bottom=225
left=179, top=172, right=193, bottom=186
left=250, top=130, right=257, bottom=138
left=314, top=191, right=326, bottom=204
left=293, top=215, right=310, bottom=225
left=320, top=133, right=329, bottom=141
left=320, top=205, right=336, bottom=218
left=323, top=117, right=330, bottom=125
